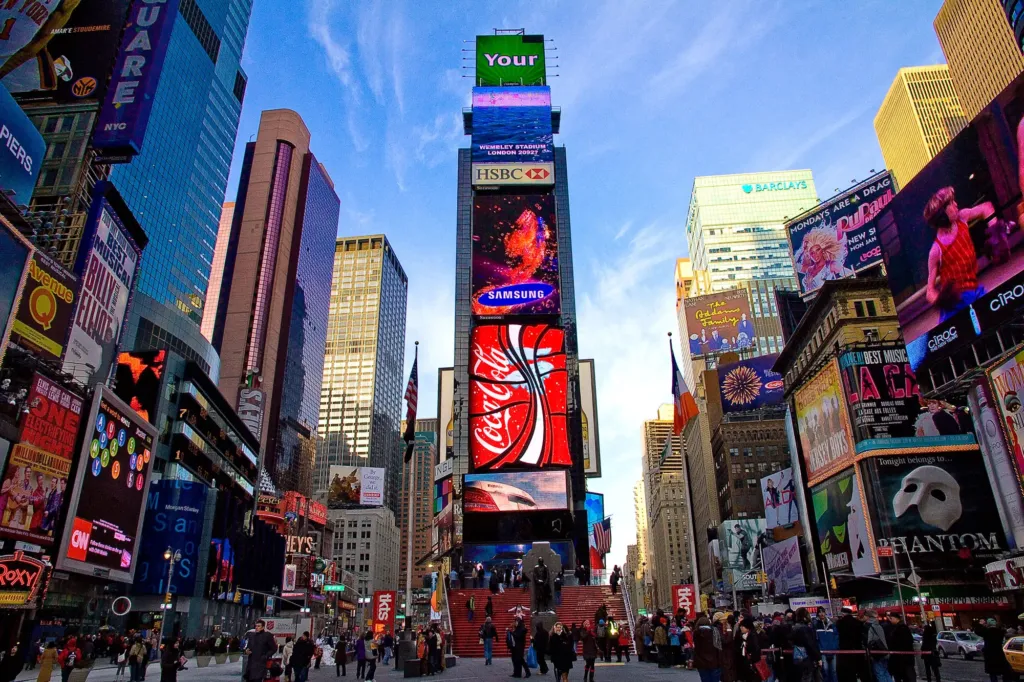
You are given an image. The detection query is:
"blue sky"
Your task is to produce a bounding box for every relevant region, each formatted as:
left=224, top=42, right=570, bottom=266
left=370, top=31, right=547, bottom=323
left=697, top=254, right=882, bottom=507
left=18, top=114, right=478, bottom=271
left=227, top=0, right=947, bottom=568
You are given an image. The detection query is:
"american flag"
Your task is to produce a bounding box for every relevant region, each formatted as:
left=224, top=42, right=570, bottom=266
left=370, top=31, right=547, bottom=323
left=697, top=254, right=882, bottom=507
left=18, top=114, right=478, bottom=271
left=593, top=517, right=612, bottom=556
left=402, top=347, right=419, bottom=462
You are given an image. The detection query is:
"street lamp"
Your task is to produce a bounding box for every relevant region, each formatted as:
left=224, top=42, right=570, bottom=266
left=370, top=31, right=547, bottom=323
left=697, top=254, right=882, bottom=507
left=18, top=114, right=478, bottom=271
left=162, top=547, right=182, bottom=636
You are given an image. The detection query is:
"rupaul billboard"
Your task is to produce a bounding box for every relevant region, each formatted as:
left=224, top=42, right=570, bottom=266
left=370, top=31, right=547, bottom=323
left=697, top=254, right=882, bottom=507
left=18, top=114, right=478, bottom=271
left=472, top=195, right=560, bottom=316
left=469, top=323, right=570, bottom=470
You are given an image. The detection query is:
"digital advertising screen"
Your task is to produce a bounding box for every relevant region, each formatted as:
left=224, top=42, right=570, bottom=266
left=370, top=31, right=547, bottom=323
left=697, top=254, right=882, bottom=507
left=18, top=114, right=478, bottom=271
left=838, top=346, right=975, bottom=453
left=471, top=86, right=553, bottom=166
left=0, top=374, right=82, bottom=546
left=113, top=350, right=166, bottom=425
left=462, top=509, right=574, bottom=544
left=469, top=323, right=570, bottom=470
left=794, top=358, right=856, bottom=485
left=810, top=468, right=877, bottom=578
left=682, top=289, right=755, bottom=357
left=585, top=491, right=605, bottom=568
left=11, top=251, right=77, bottom=362
left=326, top=465, right=385, bottom=507
left=475, top=34, right=546, bottom=87
left=876, top=71, right=1024, bottom=372
left=464, top=471, right=569, bottom=513
left=1, top=1, right=130, bottom=103
left=63, top=190, right=142, bottom=386
left=472, top=195, right=560, bottom=316
left=786, top=172, right=893, bottom=296
left=0, top=216, right=33, bottom=364
left=57, top=386, right=156, bottom=583
left=859, top=449, right=1007, bottom=571
left=718, top=354, right=784, bottom=413
left=133, top=479, right=207, bottom=597
left=463, top=541, right=573, bottom=574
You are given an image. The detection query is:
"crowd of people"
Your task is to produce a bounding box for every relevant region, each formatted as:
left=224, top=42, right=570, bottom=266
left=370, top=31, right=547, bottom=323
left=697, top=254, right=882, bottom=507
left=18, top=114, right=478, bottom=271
left=0, top=631, right=188, bottom=682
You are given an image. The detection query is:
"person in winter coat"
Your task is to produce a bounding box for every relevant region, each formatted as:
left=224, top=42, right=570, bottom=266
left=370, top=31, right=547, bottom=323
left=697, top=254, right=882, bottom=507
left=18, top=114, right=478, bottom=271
left=282, top=637, right=295, bottom=682
left=921, top=621, right=941, bottom=682
left=616, top=625, right=631, bottom=663
left=159, top=637, right=181, bottom=682
left=791, top=608, right=823, bottom=682
left=976, top=619, right=1012, bottom=682
left=57, top=638, right=82, bottom=682
left=0, top=645, right=22, bottom=682
left=580, top=621, right=598, bottom=682
left=244, top=621, right=277, bottom=682
left=485, top=596, right=494, bottom=619
left=479, top=617, right=498, bottom=665
left=37, top=641, right=58, bottom=682
left=548, top=622, right=574, bottom=682
left=736, top=618, right=762, bottom=682
left=127, top=638, right=147, bottom=682
left=510, top=617, right=530, bottom=679
left=290, top=633, right=315, bottom=682
left=693, top=617, right=723, bottom=682
left=836, top=608, right=867, bottom=682
left=885, top=613, right=914, bottom=682
left=355, top=633, right=368, bottom=679
left=533, top=622, right=549, bottom=675
left=716, top=613, right=737, bottom=682
left=490, top=570, right=500, bottom=594
left=653, top=617, right=669, bottom=668
left=362, top=632, right=377, bottom=681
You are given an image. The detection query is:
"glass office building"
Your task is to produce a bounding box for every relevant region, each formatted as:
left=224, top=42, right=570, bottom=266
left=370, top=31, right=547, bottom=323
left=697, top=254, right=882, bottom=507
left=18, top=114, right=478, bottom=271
left=112, top=0, right=252, bottom=329
left=318, top=236, right=409, bottom=513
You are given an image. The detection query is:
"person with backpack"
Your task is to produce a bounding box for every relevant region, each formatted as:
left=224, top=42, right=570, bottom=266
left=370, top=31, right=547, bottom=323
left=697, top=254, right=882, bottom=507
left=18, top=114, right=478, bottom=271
left=654, top=616, right=669, bottom=668
left=467, top=595, right=475, bottom=622
left=693, top=617, right=722, bottom=682
left=791, top=609, right=822, bottom=682
left=57, top=638, right=82, bottom=682
left=127, top=638, right=146, bottom=682
left=863, top=610, right=893, bottom=682
left=595, top=619, right=608, bottom=663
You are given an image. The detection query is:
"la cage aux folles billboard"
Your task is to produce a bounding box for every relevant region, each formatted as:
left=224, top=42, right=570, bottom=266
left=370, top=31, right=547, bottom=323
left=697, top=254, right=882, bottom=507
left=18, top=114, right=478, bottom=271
left=860, top=450, right=1007, bottom=571
left=683, top=289, right=755, bottom=357
left=469, top=323, right=570, bottom=470
left=839, top=346, right=976, bottom=453
left=786, top=172, right=893, bottom=296
left=718, top=354, right=784, bottom=413
left=876, top=70, right=1024, bottom=372
left=57, top=386, right=157, bottom=583
left=472, top=194, right=560, bottom=316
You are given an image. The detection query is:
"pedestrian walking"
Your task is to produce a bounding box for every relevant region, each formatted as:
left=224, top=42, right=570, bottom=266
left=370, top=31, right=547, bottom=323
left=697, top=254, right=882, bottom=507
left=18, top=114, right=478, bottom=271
left=977, top=618, right=1013, bottom=682
left=57, top=638, right=82, bottom=682
left=693, top=616, right=723, bottom=682
left=335, top=632, right=348, bottom=677
left=616, top=625, right=631, bottom=663
left=548, top=622, right=574, bottom=682
left=314, top=643, right=323, bottom=669
left=609, top=565, right=620, bottom=594
left=467, top=594, right=475, bottom=622
left=282, top=637, right=295, bottom=682
left=290, top=632, right=315, bottom=682
left=736, top=618, right=762, bottom=682
left=885, top=612, right=914, bottom=682
left=159, top=637, right=181, bottom=682
left=533, top=621, right=549, bottom=675
left=0, top=645, right=22, bottom=682
left=480, top=616, right=497, bottom=665
left=921, top=621, right=941, bottom=682
left=580, top=621, right=598, bottom=682
left=37, top=642, right=57, bottom=682
left=836, top=607, right=867, bottom=682
left=510, top=617, right=531, bottom=678
left=362, top=633, right=377, bottom=682
left=715, top=613, right=736, bottom=682
left=864, top=610, right=893, bottom=682
left=791, top=608, right=823, bottom=682
left=355, top=633, right=367, bottom=679
left=127, top=638, right=146, bottom=682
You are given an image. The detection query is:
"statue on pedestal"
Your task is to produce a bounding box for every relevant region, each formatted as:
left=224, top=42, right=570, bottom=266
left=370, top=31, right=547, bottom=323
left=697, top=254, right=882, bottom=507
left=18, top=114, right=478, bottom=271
left=522, top=542, right=562, bottom=615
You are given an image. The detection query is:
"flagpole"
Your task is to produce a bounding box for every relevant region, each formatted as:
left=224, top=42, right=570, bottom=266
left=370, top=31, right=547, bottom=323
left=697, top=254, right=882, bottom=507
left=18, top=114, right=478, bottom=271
left=669, top=332, right=702, bottom=591
left=405, top=341, right=418, bottom=626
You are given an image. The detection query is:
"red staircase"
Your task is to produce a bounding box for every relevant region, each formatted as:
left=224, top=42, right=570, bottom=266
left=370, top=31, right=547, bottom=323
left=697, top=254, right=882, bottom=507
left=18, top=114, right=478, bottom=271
left=448, top=586, right=627, bottom=658
left=449, top=588, right=532, bottom=658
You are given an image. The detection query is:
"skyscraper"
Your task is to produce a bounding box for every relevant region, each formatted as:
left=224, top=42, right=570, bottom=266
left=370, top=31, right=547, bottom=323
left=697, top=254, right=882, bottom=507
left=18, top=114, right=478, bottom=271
left=399, top=420, right=438, bottom=589
left=215, top=109, right=340, bottom=496
left=317, top=235, right=408, bottom=514
left=935, top=0, right=1024, bottom=120
left=874, top=66, right=969, bottom=189
left=201, top=202, right=235, bottom=342
left=111, top=0, right=253, bottom=326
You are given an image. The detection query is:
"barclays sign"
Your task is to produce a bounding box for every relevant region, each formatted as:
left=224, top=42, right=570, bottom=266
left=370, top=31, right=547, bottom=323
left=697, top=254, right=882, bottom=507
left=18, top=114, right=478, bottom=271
left=741, top=180, right=808, bottom=194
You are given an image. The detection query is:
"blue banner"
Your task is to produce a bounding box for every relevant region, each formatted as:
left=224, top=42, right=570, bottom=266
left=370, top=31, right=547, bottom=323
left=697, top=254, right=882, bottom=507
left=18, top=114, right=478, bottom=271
left=0, top=84, right=44, bottom=206
left=93, top=0, right=178, bottom=162
left=133, top=479, right=207, bottom=597
left=718, top=354, right=784, bottom=414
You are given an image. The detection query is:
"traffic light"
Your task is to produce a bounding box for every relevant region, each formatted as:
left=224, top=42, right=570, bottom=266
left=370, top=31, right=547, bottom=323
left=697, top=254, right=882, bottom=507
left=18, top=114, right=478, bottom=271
left=830, top=577, right=837, bottom=590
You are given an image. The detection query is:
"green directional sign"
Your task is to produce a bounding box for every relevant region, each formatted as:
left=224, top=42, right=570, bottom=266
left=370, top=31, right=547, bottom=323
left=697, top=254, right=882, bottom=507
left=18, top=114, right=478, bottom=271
left=323, top=585, right=346, bottom=592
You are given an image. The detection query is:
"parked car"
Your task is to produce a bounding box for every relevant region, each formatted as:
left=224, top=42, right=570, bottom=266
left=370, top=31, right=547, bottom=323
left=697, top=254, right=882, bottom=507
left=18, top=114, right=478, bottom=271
left=936, top=630, right=984, bottom=659
left=1004, top=636, right=1024, bottom=674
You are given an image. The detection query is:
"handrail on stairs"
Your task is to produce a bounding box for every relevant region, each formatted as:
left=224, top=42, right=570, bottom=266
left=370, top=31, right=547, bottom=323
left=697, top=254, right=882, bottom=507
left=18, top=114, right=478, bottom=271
left=620, top=580, right=637, bottom=655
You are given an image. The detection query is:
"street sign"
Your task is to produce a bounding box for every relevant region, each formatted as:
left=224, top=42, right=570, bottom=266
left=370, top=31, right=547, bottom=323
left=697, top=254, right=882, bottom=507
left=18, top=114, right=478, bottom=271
left=880, top=573, right=906, bottom=581
left=324, top=585, right=346, bottom=592
left=877, top=546, right=894, bottom=558
left=908, top=571, right=921, bottom=587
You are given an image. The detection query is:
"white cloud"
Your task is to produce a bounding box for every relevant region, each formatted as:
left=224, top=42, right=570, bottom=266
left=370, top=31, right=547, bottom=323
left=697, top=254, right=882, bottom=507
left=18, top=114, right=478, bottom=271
left=308, top=0, right=357, bottom=93
left=577, top=221, right=687, bottom=567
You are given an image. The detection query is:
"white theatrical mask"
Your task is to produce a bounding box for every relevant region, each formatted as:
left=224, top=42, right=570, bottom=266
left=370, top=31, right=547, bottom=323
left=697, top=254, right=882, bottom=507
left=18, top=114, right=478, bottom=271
left=892, top=465, right=963, bottom=531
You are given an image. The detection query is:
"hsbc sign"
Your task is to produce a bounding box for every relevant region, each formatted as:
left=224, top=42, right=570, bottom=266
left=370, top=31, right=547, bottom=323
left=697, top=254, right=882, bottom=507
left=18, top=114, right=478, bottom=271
left=472, top=163, right=554, bottom=186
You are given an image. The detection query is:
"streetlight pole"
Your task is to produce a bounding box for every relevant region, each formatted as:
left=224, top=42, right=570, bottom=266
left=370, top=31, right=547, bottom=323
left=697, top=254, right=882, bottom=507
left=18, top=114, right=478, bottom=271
left=163, top=547, right=182, bottom=636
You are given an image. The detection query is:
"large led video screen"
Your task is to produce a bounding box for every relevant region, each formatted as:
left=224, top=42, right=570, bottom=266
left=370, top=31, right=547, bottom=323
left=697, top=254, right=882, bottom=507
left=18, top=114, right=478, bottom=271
left=464, top=541, right=573, bottom=574
left=472, top=195, right=560, bottom=316
left=859, top=449, right=1007, bottom=571
left=682, top=289, right=754, bottom=357
left=876, top=71, right=1024, bottom=371
left=326, top=465, right=385, bottom=508
left=113, top=350, right=166, bottom=425
left=464, top=471, right=569, bottom=513
left=57, top=386, right=156, bottom=583
left=462, top=509, right=574, bottom=544
left=786, top=172, right=893, bottom=296
left=475, top=34, right=546, bottom=87
left=471, top=87, right=553, bottom=165
left=469, top=323, right=570, bottom=469
left=718, top=354, right=784, bottom=413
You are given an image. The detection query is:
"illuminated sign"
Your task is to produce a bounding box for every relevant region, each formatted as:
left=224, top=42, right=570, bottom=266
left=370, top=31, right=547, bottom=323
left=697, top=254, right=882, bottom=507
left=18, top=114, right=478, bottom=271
left=469, top=323, right=570, bottom=469
left=717, top=354, right=784, bottom=413
left=11, top=252, right=76, bottom=361
left=741, top=180, right=809, bottom=193
left=471, top=163, right=554, bottom=186
left=464, top=471, right=570, bottom=513
left=0, top=551, right=47, bottom=608
left=682, top=289, right=755, bottom=357
left=475, top=35, right=546, bottom=87
left=373, top=590, right=397, bottom=633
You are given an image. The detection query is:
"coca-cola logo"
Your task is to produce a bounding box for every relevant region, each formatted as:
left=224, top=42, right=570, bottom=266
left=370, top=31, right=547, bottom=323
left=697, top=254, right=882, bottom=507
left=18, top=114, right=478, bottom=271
left=469, top=323, right=571, bottom=469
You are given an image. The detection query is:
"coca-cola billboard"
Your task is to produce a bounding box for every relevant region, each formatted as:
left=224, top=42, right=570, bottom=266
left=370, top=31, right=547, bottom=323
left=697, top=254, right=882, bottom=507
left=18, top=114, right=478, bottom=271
left=469, top=323, right=571, bottom=470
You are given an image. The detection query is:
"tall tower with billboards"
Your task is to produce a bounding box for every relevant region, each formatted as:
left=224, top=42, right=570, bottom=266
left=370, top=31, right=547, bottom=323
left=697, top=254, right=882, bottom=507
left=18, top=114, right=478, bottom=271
left=448, top=31, right=593, bottom=574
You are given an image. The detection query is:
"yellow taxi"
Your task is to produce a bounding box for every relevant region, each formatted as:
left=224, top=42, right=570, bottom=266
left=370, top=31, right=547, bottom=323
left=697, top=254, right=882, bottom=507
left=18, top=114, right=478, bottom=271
left=1003, top=636, right=1024, bottom=674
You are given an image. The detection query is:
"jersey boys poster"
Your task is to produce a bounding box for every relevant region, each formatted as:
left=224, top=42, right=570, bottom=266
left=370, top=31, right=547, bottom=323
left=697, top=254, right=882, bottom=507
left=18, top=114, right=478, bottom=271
left=469, top=323, right=570, bottom=469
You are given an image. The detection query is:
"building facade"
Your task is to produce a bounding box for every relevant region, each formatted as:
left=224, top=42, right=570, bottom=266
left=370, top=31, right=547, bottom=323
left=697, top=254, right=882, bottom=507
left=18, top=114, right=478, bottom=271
left=317, top=235, right=408, bottom=514
left=1002, top=0, right=1024, bottom=49
left=111, top=0, right=252, bottom=326
left=329, top=507, right=401, bottom=601
left=214, top=109, right=340, bottom=497
left=873, top=66, right=968, bottom=190
left=935, top=0, right=1024, bottom=120
left=399, top=422, right=438, bottom=589
left=202, top=202, right=235, bottom=342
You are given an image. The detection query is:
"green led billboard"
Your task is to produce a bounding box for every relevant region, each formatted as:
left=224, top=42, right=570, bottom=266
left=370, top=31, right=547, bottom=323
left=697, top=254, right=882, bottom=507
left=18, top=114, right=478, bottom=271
left=476, top=35, right=546, bottom=87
